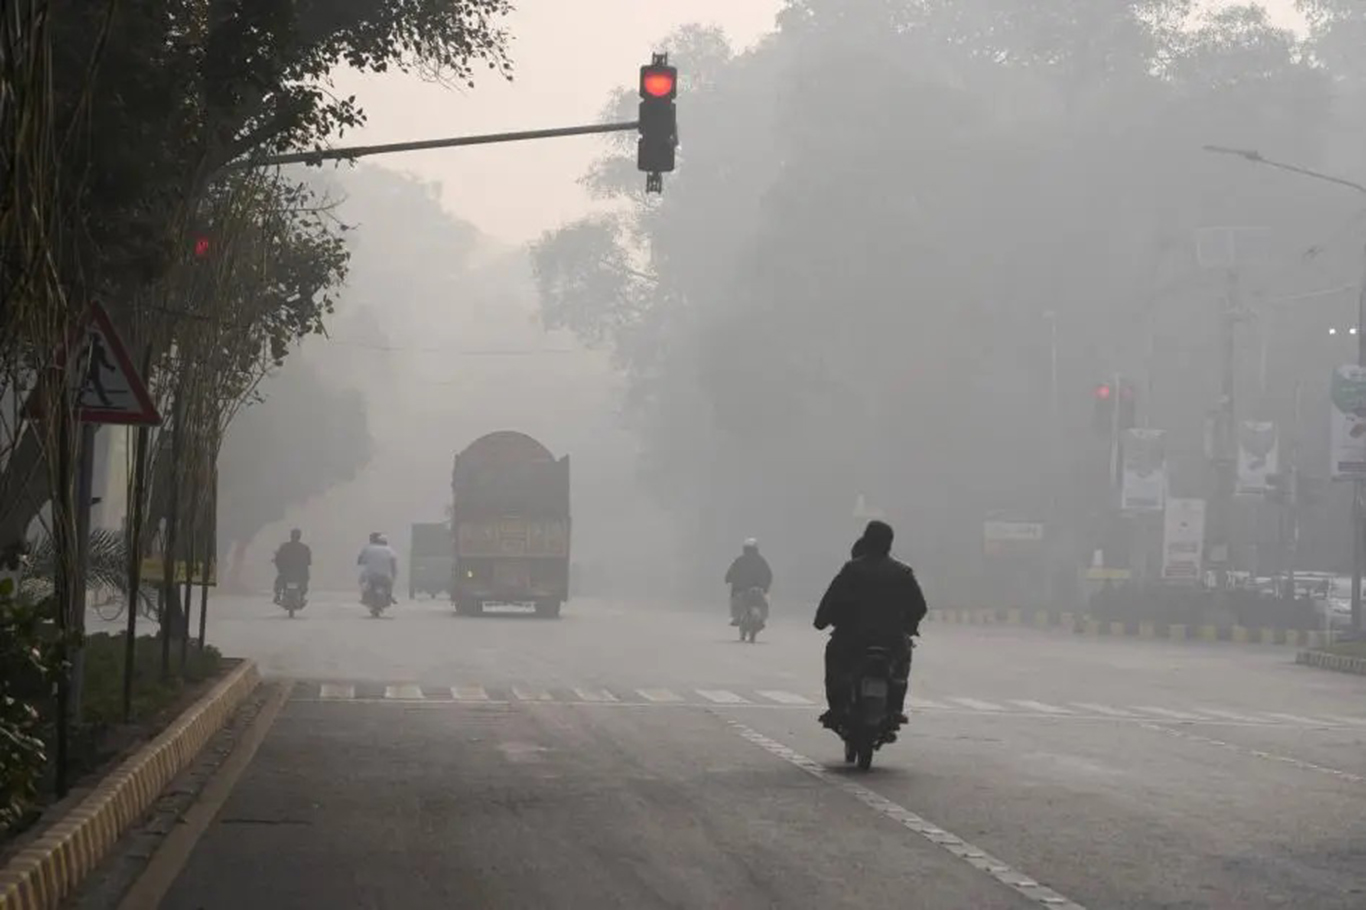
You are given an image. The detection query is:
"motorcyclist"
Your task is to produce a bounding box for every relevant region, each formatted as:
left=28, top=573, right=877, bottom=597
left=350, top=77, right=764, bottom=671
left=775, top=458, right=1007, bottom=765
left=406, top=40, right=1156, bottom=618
left=357, top=532, right=399, bottom=605
left=724, top=538, right=773, bottom=626
left=814, top=520, right=927, bottom=728
left=272, top=529, right=312, bottom=604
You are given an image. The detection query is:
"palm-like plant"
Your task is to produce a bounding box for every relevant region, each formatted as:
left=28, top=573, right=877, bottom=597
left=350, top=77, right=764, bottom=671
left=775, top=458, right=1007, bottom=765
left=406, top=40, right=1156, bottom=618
left=21, top=529, right=157, bottom=617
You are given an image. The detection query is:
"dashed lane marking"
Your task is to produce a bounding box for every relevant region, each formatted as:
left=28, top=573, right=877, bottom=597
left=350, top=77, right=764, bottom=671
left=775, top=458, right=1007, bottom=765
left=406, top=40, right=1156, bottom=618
left=1138, top=722, right=1366, bottom=785
left=318, top=683, right=354, bottom=700
left=757, top=690, right=815, bottom=705
left=512, top=687, right=554, bottom=701
left=1010, top=700, right=1074, bottom=715
left=637, top=688, right=684, bottom=702
left=908, top=696, right=947, bottom=710
left=1191, top=707, right=1261, bottom=723
left=697, top=689, right=750, bottom=705
left=1070, top=702, right=1133, bottom=717
left=1261, top=712, right=1333, bottom=726
left=949, top=697, right=1005, bottom=712
left=573, top=687, right=618, bottom=703
left=1132, top=706, right=1201, bottom=720
left=452, top=686, right=490, bottom=701
left=383, top=684, right=424, bottom=700
left=723, top=718, right=1088, bottom=910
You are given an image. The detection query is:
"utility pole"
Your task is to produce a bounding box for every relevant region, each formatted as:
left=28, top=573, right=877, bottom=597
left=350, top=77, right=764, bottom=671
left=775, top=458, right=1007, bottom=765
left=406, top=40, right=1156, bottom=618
left=1353, top=244, right=1366, bottom=630
left=1209, top=268, right=1240, bottom=589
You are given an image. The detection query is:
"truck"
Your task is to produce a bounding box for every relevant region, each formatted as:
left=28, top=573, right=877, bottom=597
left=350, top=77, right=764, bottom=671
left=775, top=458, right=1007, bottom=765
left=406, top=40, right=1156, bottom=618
left=450, top=431, right=571, bottom=617
left=408, top=522, right=453, bottom=599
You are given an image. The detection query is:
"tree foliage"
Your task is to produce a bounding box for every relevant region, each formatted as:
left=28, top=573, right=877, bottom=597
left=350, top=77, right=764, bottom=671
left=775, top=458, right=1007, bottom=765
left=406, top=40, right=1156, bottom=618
left=535, top=1, right=1366, bottom=596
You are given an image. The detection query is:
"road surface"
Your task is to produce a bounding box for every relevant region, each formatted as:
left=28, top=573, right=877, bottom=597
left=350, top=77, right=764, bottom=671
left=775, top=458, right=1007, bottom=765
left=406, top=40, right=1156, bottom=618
left=88, top=594, right=1366, bottom=908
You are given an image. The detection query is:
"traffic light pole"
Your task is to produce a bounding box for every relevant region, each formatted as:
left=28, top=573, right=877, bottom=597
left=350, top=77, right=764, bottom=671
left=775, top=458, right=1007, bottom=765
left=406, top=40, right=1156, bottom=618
left=1210, top=268, right=1240, bottom=590
left=231, top=121, right=641, bottom=169
left=1353, top=244, right=1366, bottom=631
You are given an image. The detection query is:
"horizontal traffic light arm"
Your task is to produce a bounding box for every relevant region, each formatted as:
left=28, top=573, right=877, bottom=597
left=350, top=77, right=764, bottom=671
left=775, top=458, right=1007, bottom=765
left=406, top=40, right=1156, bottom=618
left=227, top=120, right=641, bottom=169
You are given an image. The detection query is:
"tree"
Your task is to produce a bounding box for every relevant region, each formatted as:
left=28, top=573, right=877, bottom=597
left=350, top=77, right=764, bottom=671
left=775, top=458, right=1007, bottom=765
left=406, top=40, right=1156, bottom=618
left=217, top=356, right=371, bottom=589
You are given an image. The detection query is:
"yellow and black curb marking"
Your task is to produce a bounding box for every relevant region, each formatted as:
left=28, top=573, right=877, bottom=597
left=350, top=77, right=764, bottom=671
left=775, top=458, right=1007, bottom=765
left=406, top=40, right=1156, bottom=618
left=0, top=660, right=261, bottom=910
left=928, top=608, right=1338, bottom=649
left=1296, top=649, right=1366, bottom=676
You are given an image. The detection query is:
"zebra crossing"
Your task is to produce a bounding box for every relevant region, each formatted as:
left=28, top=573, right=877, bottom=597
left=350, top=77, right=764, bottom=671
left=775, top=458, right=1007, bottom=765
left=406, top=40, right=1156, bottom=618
left=288, top=680, right=1366, bottom=727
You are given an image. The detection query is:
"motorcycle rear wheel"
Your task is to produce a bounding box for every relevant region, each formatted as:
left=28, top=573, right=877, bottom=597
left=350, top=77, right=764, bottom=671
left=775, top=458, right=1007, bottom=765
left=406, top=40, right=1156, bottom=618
left=857, top=744, right=874, bottom=771
left=844, top=741, right=857, bottom=763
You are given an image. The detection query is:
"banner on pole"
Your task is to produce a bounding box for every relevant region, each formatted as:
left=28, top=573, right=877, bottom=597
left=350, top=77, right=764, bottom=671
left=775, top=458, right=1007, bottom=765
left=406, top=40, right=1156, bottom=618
left=1121, top=428, right=1166, bottom=513
left=1236, top=421, right=1278, bottom=495
left=1330, top=365, right=1366, bottom=480
left=1162, top=498, right=1205, bottom=583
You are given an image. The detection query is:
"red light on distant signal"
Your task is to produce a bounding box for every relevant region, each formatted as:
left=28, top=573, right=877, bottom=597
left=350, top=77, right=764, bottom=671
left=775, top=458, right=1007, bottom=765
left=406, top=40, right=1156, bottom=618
left=1094, top=384, right=1112, bottom=400
left=193, top=236, right=211, bottom=258
left=641, top=69, right=676, bottom=98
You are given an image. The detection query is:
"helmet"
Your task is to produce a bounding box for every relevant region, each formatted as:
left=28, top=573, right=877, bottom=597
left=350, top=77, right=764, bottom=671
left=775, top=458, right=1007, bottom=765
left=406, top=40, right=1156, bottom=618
left=369, top=531, right=381, bottom=544
left=376, top=534, right=389, bottom=546
left=290, top=528, right=302, bottom=541
left=743, top=538, right=758, bottom=550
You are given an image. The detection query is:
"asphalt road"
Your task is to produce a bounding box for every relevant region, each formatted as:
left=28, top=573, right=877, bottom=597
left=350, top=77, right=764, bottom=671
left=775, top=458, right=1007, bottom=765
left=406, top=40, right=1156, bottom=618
left=90, top=593, right=1366, bottom=909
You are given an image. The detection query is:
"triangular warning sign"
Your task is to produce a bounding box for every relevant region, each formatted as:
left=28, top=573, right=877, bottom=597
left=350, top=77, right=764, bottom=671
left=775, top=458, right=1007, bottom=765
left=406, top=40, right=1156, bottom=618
left=25, top=302, right=161, bottom=426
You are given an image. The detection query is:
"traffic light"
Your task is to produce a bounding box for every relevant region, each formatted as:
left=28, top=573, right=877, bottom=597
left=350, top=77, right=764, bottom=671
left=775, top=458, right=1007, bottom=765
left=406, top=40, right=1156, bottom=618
left=1092, top=382, right=1114, bottom=435
left=637, top=52, right=678, bottom=193
left=193, top=235, right=212, bottom=258
left=1118, top=380, right=1136, bottom=431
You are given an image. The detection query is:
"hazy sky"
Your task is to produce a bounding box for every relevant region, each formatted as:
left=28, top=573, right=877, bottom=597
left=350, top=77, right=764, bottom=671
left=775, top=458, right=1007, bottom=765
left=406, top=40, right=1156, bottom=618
left=329, top=0, right=1302, bottom=247
left=330, top=0, right=782, bottom=246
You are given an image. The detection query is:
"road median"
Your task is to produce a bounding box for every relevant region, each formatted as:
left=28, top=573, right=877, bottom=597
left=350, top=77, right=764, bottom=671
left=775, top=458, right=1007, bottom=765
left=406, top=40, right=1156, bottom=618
left=0, top=660, right=260, bottom=910
left=929, top=607, right=1336, bottom=649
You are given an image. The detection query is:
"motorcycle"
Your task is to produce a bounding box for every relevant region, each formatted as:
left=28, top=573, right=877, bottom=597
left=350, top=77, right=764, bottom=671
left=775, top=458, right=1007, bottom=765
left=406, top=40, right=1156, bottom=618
left=361, top=574, right=394, bottom=617
left=738, top=586, right=767, bottom=643
left=833, top=644, right=907, bottom=771
left=279, top=580, right=307, bottom=618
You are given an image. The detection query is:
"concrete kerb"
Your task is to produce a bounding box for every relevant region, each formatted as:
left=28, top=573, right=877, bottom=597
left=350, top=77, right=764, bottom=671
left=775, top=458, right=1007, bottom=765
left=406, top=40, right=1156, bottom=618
left=0, top=660, right=260, bottom=910
left=926, top=608, right=1333, bottom=649
left=1296, top=649, right=1366, bottom=676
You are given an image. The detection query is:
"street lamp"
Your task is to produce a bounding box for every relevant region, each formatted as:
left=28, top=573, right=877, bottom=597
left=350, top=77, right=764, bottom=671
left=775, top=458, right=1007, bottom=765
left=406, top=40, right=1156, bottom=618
left=1204, top=144, right=1366, bottom=632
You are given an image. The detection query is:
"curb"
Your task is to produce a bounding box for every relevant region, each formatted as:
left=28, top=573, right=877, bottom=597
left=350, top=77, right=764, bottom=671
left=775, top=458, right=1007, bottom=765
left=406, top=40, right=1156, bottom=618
left=1295, top=649, right=1366, bottom=676
left=0, top=660, right=261, bottom=910
left=928, top=608, right=1337, bottom=649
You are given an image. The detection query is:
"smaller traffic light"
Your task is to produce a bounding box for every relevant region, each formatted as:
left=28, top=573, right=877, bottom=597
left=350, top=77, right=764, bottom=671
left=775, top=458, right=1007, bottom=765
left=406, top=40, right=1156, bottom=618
left=1117, top=380, right=1136, bottom=431
left=1092, top=383, right=1114, bottom=435
left=193, top=235, right=212, bottom=258
left=637, top=52, right=678, bottom=193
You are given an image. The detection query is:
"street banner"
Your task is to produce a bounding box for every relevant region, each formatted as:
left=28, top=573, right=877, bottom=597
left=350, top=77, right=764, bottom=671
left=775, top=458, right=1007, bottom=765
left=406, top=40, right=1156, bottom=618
left=1162, top=498, right=1205, bottom=583
left=982, top=519, right=1044, bottom=557
left=1120, top=428, right=1166, bottom=513
left=1236, top=421, right=1278, bottom=495
left=1330, top=364, right=1366, bottom=480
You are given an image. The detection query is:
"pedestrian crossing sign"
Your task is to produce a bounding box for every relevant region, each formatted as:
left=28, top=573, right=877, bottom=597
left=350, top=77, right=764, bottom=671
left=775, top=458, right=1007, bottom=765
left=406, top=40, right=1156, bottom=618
left=26, top=301, right=161, bottom=425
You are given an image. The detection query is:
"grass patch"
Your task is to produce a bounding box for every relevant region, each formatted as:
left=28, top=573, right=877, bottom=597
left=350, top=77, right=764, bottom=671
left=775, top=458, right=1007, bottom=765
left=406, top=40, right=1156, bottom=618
left=79, top=632, right=222, bottom=726
left=1321, top=640, right=1366, bottom=659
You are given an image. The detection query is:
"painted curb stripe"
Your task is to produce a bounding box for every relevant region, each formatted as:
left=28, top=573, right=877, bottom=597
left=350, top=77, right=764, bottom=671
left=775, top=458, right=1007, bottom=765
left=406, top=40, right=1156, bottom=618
left=0, top=660, right=260, bottom=910
left=927, top=609, right=1325, bottom=648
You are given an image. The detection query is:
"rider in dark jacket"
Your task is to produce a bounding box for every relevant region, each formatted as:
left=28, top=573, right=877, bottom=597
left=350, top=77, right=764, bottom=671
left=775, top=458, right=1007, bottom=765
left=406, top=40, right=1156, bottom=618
left=725, top=539, right=773, bottom=625
left=815, top=521, right=926, bottom=727
left=273, top=529, right=312, bottom=603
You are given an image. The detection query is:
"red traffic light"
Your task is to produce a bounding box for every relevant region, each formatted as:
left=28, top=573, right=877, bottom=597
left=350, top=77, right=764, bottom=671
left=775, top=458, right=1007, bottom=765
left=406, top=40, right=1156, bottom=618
left=640, top=66, right=677, bottom=99
left=193, top=236, right=211, bottom=258
left=1094, top=383, right=1112, bottom=400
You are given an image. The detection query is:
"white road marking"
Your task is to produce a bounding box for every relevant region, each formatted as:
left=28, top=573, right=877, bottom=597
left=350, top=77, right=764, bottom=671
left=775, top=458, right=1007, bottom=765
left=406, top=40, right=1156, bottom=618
left=511, top=687, right=553, bottom=701
left=1317, top=714, right=1366, bottom=727
left=452, top=686, right=489, bottom=701
left=1190, top=707, right=1260, bottom=723
left=384, top=684, right=425, bottom=700
left=1010, top=700, right=1074, bottom=715
left=637, top=688, right=684, bottom=703
left=1260, top=712, right=1333, bottom=726
left=1069, top=703, right=1133, bottom=717
left=1139, top=722, right=1366, bottom=784
left=573, top=687, right=618, bottom=702
left=1131, top=706, right=1201, bottom=720
left=697, top=689, right=750, bottom=705
left=724, top=719, right=1088, bottom=910
left=757, top=690, right=814, bottom=705
left=318, top=683, right=354, bottom=700
left=908, top=696, right=946, bottom=710
left=948, top=697, right=1005, bottom=712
